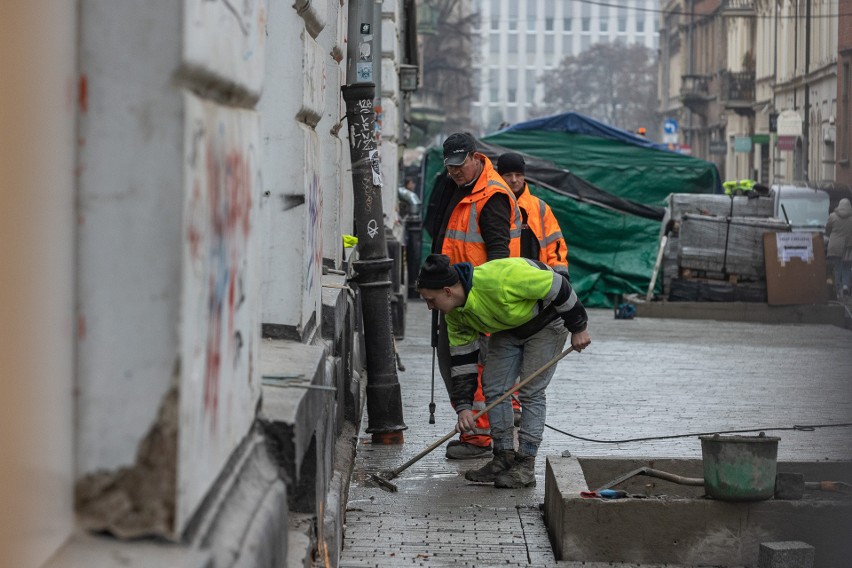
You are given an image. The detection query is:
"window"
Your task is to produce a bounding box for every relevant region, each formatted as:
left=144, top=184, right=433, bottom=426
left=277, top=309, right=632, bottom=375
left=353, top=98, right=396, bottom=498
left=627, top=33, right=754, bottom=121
left=490, top=0, right=500, bottom=30
left=527, top=2, right=537, bottom=31
left=489, top=32, right=500, bottom=54
left=508, top=34, right=518, bottom=53
left=563, top=17, right=572, bottom=31
left=636, top=18, right=645, bottom=33
left=581, top=17, right=590, bottom=31
left=544, top=35, right=554, bottom=54
left=526, top=35, right=536, bottom=53
left=581, top=34, right=591, bottom=51
left=618, top=16, right=627, bottom=32
left=600, top=19, right=608, bottom=32
left=508, top=1, right=518, bottom=31
left=545, top=0, right=555, bottom=30
left=508, top=88, right=517, bottom=102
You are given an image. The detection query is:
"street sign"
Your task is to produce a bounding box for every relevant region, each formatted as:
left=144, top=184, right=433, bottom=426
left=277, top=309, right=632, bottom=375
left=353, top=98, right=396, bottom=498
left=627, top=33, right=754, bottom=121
left=663, top=118, right=679, bottom=135
left=777, top=110, right=802, bottom=137
left=663, top=133, right=678, bottom=144
left=777, top=135, right=797, bottom=151
left=709, top=140, right=727, bottom=154
left=734, top=136, right=753, bottom=153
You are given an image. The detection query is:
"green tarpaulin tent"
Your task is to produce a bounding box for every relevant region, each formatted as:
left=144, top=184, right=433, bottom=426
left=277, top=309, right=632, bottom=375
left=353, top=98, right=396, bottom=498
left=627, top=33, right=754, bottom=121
left=421, top=112, right=721, bottom=307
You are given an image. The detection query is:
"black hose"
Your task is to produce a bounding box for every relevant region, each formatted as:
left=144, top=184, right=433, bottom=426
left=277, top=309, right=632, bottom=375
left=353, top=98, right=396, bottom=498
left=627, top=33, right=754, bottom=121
left=544, top=422, right=852, bottom=444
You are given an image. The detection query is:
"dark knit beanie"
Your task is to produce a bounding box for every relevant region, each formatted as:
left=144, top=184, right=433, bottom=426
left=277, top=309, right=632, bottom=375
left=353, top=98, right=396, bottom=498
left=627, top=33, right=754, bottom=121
left=416, top=254, right=460, bottom=289
left=497, top=152, right=525, bottom=176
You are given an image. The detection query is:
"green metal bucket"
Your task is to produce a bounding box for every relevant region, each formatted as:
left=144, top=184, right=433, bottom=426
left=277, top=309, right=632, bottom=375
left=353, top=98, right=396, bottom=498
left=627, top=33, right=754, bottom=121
left=700, top=434, right=780, bottom=501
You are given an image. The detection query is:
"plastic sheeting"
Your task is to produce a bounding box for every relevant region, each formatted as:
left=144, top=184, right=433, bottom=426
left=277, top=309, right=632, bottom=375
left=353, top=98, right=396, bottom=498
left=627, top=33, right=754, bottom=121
left=485, top=112, right=723, bottom=202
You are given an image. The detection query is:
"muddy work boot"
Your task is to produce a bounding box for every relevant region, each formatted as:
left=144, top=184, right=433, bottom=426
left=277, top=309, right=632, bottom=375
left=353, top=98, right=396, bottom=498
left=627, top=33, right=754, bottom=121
left=446, top=441, right=492, bottom=460
left=494, top=453, right=536, bottom=488
left=464, top=450, right=515, bottom=482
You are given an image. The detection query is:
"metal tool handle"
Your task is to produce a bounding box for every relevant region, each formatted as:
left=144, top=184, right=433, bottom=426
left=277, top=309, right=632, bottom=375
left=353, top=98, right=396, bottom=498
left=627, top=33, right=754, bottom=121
left=428, top=310, right=439, bottom=424
left=387, top=345, right=576, bottom=479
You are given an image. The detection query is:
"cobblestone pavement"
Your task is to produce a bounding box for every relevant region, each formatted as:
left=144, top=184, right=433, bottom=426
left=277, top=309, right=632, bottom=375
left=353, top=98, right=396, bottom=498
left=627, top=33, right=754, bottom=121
left=340, top=300, right=852, bottom=567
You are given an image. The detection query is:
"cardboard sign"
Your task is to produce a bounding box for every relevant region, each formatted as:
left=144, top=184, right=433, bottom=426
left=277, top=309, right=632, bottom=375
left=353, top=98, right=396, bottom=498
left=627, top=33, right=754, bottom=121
left=764, top=232, right=827, bottom=305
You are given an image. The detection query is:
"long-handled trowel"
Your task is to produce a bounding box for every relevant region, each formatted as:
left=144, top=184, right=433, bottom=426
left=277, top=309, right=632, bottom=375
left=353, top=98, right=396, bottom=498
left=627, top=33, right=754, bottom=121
left=368, top=345, right=576, bottom=492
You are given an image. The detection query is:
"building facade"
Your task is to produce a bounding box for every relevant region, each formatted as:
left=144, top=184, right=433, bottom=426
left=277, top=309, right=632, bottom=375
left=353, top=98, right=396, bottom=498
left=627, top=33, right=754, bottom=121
left=472, top=0, right=661, bottom=132
left=837, top=0, right=852, bottom=185
left=659, top=0, right=840, bottom=185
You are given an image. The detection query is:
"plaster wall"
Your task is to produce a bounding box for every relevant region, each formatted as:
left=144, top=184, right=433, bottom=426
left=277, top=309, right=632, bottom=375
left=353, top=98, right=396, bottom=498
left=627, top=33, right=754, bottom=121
left=318, top=1, right=353, bottom=266
left=178, top=94, right=262, bottom=530
left=0, top=3, right=77, bottom=566
left=76, top=0, right=185, bottom=476
left=380, top=1, right=401, bottom=238
left=76, top=0, right=266, bottom=535
left=260, top=5, right=330, bottom=337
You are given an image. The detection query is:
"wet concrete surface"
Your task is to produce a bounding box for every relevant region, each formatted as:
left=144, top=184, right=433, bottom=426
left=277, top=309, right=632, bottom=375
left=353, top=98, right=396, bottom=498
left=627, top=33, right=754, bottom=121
left=340, top=300, right=852, bottom=567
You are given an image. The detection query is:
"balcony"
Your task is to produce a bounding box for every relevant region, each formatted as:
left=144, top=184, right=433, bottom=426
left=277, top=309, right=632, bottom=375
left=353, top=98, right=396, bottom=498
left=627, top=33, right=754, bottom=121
left=721, top=0, right=755, bottom=16
left=680, top=74, right=712, bottom=114
left=720, top=70, right=755, bottom=114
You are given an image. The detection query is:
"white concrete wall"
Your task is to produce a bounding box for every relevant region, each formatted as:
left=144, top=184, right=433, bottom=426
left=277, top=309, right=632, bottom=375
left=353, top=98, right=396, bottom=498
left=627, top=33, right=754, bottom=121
left=0, top=4, right=77, bottom=566
left=4, top=0, right=363, bottom=558
left=260, top=2, right=335, bottom=337
left=381, top=0, right=401, bottom=238
left=76, top=0, right=184, bottom=476
left=76, top=0, right=265, bottom=535
left=319, top=3, right=354, bottom=266
left=178, top=93, right=263, bottom=529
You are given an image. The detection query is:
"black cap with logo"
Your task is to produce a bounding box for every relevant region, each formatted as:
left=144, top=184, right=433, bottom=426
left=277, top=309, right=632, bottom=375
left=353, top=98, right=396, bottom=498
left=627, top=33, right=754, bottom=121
left=443, top=133, right=477, bottom=166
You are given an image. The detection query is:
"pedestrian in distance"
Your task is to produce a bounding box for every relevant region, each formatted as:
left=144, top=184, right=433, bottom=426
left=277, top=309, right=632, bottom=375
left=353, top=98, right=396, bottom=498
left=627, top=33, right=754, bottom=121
left=416, top=254, right=591, bottom=488
left=826, top=198, right=852, bottom=297
left=426, top=132, right=523, bottom=460
left=496, top=151, right=572, bottom=426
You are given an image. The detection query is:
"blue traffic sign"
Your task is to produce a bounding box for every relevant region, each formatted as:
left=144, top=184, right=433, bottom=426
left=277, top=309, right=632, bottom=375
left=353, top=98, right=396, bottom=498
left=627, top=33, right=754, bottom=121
left=663, top=118, right=679, bottom=135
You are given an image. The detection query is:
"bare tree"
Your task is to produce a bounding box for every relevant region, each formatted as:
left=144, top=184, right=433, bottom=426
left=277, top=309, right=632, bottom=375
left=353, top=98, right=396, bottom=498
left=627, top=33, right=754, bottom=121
left=535, top=42, right=658, bottom=134
left=411, top=0, right=478, bottom=142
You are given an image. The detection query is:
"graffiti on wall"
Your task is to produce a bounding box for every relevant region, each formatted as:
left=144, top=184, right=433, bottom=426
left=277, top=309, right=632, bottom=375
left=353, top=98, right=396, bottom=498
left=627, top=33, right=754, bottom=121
left=180, top=93, right=260, bottom=530
left=194, top=142, right=252, bottom=425
left=303, top=134, right=323, bottom=318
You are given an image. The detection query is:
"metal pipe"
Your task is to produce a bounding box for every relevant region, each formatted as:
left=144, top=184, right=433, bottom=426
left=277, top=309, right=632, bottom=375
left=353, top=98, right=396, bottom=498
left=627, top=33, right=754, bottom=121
left=341, top=82, right=406, bottom=441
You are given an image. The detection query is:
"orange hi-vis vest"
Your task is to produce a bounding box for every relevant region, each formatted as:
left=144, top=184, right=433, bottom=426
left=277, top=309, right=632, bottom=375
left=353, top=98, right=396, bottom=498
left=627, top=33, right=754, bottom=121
left=441, top=154, right=522, bottom=266
left=516, top=184, right=569, bottom=270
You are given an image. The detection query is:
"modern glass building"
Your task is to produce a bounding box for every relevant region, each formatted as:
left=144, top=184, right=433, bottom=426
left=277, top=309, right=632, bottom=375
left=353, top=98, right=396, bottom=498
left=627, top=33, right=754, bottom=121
left=471, top=0, right=660, bottom=132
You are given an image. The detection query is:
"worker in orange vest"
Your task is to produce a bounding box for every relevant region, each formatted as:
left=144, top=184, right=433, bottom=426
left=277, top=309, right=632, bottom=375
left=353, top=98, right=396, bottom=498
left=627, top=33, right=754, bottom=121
left=428, top=132, right=522, bottom=459
left=496, top=152, right=569, bottom=276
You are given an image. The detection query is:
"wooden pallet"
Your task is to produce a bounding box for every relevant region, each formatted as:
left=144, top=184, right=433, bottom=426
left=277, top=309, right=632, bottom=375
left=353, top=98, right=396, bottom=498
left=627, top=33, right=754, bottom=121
left=679, top=267, right=740, bottom=284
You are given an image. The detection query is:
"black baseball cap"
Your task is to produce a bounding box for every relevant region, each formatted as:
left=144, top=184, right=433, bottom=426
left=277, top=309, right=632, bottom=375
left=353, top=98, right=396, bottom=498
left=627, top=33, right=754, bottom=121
left=443, top=133, right=477, bottom=166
